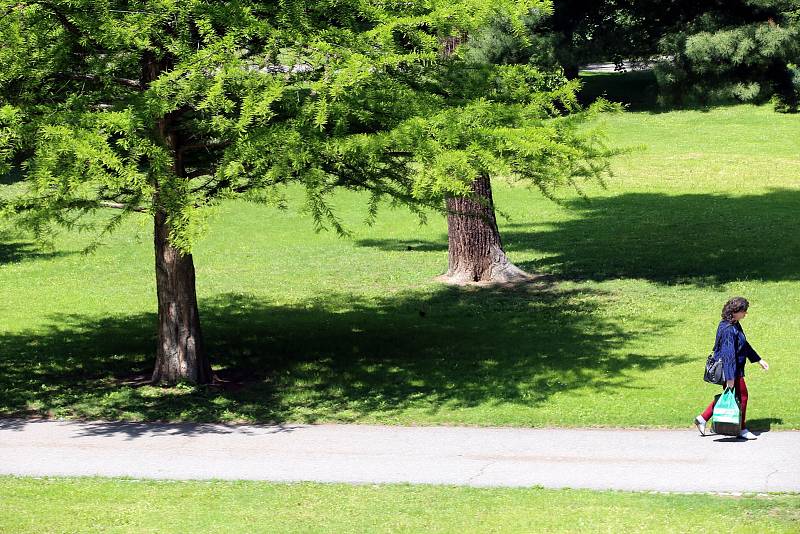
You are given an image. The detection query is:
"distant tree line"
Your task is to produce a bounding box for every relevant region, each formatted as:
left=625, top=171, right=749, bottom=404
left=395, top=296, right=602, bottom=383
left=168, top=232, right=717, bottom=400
left=545, top=0, right=800, bottom=111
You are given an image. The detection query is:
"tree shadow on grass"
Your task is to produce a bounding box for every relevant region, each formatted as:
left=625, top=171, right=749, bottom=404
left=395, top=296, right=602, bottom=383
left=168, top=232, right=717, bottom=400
left=508, top=189, right=800, bottom=285
left=0, top=284, right=684, bottom=428
left=0, top=165, right=25, bottom=186
left=0, top=227, right=73, bottom=265
left=0, top=242, right=68, bottom=265
left=356, top=189, right=800, bottom=287
left=354, top=239, right=446, bottom=253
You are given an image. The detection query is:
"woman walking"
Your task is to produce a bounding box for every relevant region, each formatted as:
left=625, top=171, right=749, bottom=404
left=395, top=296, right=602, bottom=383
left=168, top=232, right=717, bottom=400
left=694, top=297, right=769, bottom=440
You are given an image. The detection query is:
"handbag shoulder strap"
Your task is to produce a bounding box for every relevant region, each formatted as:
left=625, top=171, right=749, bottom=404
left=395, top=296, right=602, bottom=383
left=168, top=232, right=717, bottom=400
left=712, top=323, right=725, bottom=353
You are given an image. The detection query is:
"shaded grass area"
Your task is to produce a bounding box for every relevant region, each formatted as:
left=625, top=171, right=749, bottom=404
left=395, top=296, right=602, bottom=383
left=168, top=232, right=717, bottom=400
left=1, top=477, right=799, bottom=533
left=579, top=70, right=661, bottom=112
left=578, top=70, right=751, bottom=114
left=515, top=189, right=800, bottom=284
left=0, top=242, right=69, bottom=265
left=0, top=285, right=679, bottom=423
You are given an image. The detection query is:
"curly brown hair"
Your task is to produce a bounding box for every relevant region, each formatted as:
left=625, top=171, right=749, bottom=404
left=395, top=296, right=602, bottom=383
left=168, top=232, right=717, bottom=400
left=721, top=297, right=749, bottom=323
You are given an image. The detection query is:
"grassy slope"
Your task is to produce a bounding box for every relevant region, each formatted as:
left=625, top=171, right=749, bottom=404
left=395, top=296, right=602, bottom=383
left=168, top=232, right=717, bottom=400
left=1, top=74, right=799, bottom=428
left=1, top=478, right=799, bottom=533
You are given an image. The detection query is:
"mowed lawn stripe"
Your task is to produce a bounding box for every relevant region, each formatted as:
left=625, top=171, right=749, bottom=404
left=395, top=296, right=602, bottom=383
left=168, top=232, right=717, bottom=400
left=1, top=477, right=799, bottom=534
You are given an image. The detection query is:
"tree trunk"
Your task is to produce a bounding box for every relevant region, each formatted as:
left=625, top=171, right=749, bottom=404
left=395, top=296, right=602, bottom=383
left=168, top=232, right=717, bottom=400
left=151, top=210, right=212, bottom=384
left=562, top=63, right=580, bottom=80
left=767, top=61, right=798, bottom=112
left=439, top=175, right=532, bottom=285
left=141, top=46, right=210, bottom=385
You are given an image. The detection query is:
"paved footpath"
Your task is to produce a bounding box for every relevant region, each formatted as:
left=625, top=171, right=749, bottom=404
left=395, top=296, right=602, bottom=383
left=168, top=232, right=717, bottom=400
left=1, top=419, right=798, bottom=493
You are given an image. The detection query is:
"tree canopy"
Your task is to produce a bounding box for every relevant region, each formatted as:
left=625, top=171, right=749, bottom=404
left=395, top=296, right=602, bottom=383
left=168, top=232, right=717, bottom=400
left=0, top=0, right=614, bottom=247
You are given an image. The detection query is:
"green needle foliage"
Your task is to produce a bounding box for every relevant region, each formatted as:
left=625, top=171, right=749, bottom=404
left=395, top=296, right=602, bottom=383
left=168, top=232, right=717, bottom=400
left=0, top=0, right=614, bottom=249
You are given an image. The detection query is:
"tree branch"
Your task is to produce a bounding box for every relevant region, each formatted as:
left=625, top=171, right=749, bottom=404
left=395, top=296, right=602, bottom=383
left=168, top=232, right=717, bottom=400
left=34, top=1, right=107, bottom=52
left=64, top=73, right=142, bottom=89
left=178, top=140, right=231, bottom=155
left=36, top=1, right=82, bottom=39
left=99, top=201, right=147, bottom=213
left=0, top=4, right=24, bottom=23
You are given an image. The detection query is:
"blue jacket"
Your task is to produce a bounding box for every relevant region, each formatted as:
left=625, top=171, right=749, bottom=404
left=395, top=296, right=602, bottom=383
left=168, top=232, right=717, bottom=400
left=714, top=320, right=761, bottom=380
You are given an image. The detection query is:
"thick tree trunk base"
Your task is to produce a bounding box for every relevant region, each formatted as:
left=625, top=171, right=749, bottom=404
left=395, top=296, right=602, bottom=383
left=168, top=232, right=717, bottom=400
left=151, top=211, right=212, bottom=385
left=440, top=174, right=541, bottom=286
left=436, top=259, right=537, bottom=286
left=436, top=245, right=538, bottom=286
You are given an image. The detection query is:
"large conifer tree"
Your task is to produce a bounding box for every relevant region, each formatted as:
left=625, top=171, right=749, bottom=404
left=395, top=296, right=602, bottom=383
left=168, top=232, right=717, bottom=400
left=431, top=19, right=617, bottom=283
left=0, top=0, right=617, bottom=381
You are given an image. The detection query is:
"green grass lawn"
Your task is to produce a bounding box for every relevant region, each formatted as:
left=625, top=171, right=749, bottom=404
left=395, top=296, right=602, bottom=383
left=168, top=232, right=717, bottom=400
left=1, top=477, right=798, bottom=533
left=1, top=73, right=799, bottom=428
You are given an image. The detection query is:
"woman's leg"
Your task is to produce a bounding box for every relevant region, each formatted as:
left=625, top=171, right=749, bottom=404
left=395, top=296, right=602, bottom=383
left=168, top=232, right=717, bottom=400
left=735, top=376, right=749, bottom=428
left=700, top=396, right=716, bottom=421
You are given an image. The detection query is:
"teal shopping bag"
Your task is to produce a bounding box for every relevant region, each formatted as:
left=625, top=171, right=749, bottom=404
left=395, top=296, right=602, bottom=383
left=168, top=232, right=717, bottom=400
left=711, top=388, right=741, bottom=436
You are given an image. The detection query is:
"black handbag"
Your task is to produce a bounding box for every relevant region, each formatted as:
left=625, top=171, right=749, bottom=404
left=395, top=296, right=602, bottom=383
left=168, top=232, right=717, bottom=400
left=703, top=329, right=725, bottom=385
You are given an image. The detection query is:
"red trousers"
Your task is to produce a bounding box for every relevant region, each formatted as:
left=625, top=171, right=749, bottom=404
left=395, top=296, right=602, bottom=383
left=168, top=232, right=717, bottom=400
left=701, top=376, right=748, bottom=427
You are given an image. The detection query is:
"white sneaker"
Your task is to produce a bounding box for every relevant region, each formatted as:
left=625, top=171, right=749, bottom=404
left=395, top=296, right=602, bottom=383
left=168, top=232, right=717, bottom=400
left=739, top=429, right=757, bottom=440
left=694, top=416, right=706, bottom=436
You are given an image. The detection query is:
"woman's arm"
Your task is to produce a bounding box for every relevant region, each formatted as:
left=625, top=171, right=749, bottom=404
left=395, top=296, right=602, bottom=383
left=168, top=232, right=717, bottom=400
left=743, top=341, right=762, bottom=363
left=742, top=337, right=768, bottom=369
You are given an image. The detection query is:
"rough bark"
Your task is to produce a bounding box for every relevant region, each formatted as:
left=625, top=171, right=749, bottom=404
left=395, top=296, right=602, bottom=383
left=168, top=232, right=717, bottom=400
left=439, top=175, right=532, bottom=285
left=151, top=210, right=211, bottom=384
left=144, top=49, right=211, bottom=385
